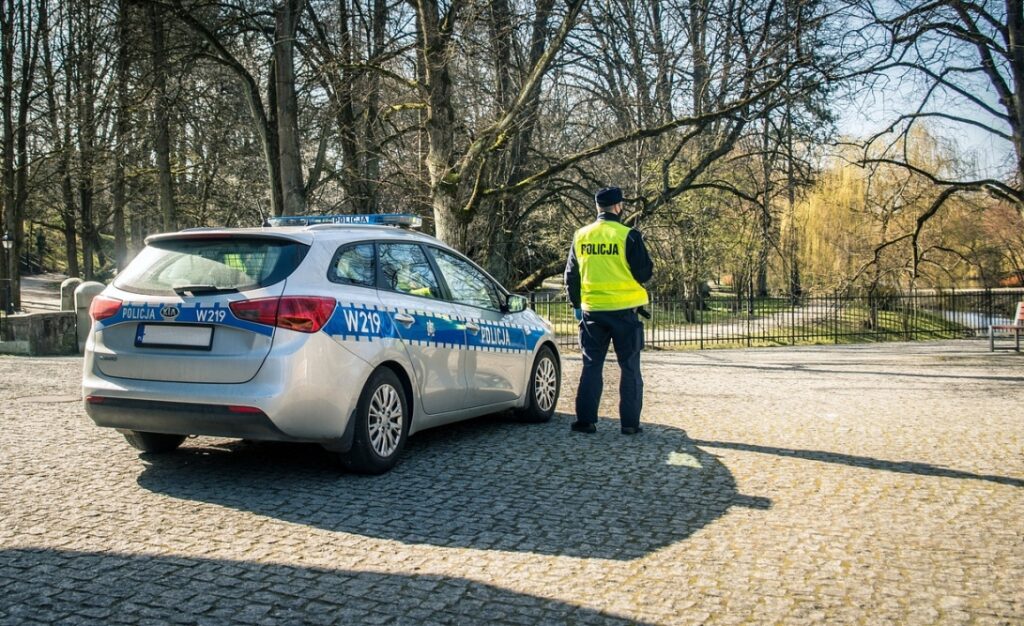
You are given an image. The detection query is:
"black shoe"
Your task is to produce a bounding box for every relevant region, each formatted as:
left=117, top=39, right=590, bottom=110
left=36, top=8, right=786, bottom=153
left=621, top=426, right=643, bottom=435
left=570, top=421, right=597, bottom=434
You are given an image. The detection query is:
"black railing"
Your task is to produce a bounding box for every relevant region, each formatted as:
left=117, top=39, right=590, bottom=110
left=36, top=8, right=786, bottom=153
left=0, top=278, right=11, bottom=337
left=530, top=289, right=1024, bottom=350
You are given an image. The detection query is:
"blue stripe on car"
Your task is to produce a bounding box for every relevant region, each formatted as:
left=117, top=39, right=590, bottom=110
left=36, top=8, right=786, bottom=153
left=100, top=300, right=547, bottom=352
left=323, top=302, right=547, bottom=354
left=97, top=302, right=275, bottom=337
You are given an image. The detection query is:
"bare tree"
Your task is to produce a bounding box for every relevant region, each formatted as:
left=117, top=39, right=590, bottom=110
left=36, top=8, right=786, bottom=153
left=39, top=0, right=79, bottom=277
left=303, top=0, right=398, bottom=213
left=166, top=0, right=300, bottom=216
left=412, top=0, right=586, bottom=250
left=274, top=0, right=306, bottom=215
left=851, top=0, right=1023, bottom=281
left=1, top=0, right=41, bottom=304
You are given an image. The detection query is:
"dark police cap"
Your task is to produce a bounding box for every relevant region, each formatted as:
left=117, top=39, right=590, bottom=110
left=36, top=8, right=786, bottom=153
left=595, top=186, right=623, bottom=208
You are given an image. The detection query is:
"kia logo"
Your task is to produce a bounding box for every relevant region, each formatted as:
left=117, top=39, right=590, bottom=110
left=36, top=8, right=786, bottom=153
left=161, top=306, right=180, bottom=319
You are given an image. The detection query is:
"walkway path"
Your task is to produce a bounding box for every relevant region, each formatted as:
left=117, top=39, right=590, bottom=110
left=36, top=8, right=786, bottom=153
left=17, top=273, right=64, bottom=313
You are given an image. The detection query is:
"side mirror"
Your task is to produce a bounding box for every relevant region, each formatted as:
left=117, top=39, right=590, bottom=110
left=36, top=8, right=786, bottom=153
left=504, top=294, right=528, bottom=314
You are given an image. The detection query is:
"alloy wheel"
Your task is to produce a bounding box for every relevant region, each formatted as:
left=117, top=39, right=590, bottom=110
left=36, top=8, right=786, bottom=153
left=534, top=357, right=558, bottom=412
left=367, top=383, right=404, bottom=457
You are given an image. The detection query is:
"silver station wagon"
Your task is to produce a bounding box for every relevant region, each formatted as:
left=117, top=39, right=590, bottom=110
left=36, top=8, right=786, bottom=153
left=82, top=214, right=561, bottom=473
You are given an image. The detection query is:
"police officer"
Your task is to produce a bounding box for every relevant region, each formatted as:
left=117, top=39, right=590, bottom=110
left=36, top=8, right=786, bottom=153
left=564, top=186, right=653, bottom=435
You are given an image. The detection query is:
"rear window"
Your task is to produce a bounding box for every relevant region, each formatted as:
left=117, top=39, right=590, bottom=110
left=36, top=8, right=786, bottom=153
left=114, top=237, right=309, bottom=296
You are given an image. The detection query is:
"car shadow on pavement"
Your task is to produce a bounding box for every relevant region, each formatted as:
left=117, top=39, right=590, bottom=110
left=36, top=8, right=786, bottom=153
left=0, top=547, right=656, bottom=624
left=691, top=439, right=1024, bottom=487
left=136, top=415, right=771, bottom=561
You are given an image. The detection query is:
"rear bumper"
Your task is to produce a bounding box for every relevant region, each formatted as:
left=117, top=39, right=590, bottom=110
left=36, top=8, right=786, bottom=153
left=81, top=331, right=374, bottom=442
left=85, top=398, right=296, bottom=441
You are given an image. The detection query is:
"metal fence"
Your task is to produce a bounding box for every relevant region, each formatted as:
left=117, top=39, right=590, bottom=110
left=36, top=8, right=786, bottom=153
left=529, top=289, right=1024, bottom=350
left=0, top=278, right=11, bottom=338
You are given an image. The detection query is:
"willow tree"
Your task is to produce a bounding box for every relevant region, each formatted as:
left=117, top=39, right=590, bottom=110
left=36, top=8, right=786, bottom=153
left=792, top=130, right=985, bottom=293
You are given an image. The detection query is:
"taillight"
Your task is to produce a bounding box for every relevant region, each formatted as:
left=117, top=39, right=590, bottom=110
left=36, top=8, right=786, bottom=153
left=227, top=405, right=264, bottom=414
left=229, top=298, right=279, bottom=326
left=276, top=297, right=336, bottom=332
left=229, top=296, right=335, bottom=333
left=89, top=296, right=123, bottom=322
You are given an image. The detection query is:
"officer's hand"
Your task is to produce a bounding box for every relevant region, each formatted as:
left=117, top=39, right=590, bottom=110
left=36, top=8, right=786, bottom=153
left=574, top=308, right=583, bottom=322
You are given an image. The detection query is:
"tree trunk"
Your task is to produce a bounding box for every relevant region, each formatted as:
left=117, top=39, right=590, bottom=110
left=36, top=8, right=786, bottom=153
left=433, top=191, right=469, bottom=252
left=329, top=0, right=368, bottom=212
left=650, top=0, right=672, bottom=121
left=757, top=122, right=773, bottom=297
left=785, top=96, right=801, bottom=301
left=1007, top=0, right=1024, bottom=187
left=149, top=2, right=176, bottom=231
left=688, top=0, right=709, bottom=118
left=265, top=58, right=284, bottom=217
left=12, top=0, right=37, bottom=294
left=74, top=4, right=97, bottom=279
left=130, top=211, right=144, bottom=261
left=1, top=0, right=17, bottom=303
left=111, top=0, right=131, bottom=269
left=362, top=0, right=388, bottom=212
left=755, top=215, right=770, bottom=297
left=39, top=0, right=78, bottom=277
left=57, top=125, right=79, bottom=277
left=79, top=184, right=95, bottom=279
left=417, top=0, right=461, bottom=243
left=481, top=0, right=521, bottom=278
left=274, top=0, right=305, bottom=215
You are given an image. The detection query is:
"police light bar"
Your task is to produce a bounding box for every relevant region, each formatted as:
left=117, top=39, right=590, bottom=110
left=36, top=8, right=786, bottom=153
left=266, top=213, right=422, bottom=229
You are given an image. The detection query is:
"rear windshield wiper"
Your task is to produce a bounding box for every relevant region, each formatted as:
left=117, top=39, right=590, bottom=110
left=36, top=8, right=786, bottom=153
left=172, top=285, right=239, bottom=296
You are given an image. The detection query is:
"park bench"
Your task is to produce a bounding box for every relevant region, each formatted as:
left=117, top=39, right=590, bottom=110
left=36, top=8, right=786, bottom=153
left=988, top=301, right=1024, bottom=352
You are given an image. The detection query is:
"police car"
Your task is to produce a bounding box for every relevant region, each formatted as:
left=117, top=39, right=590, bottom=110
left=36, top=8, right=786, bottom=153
left=82, top=214, right=561, bottom=474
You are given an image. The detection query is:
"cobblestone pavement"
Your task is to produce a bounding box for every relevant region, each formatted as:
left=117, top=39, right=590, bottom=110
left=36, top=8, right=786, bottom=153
left=1, top=340, right=1022, bottom=624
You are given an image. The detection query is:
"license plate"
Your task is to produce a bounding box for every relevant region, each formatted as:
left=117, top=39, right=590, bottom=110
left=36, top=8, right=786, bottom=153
left=135, top=324, right=214, bottom=350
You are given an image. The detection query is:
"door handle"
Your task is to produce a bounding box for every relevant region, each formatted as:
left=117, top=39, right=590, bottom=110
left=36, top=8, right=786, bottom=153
left=394, top=313, right=415, bottom=325
left=465, top=322, right=480, bottom=333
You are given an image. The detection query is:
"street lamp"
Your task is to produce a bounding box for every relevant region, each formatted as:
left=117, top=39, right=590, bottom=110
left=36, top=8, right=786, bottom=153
left=1, top=231, right=12, bottom=314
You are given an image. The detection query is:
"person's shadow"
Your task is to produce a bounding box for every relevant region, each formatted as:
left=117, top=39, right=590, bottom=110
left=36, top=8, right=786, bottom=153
left=137, top=415, right=771, bottom=561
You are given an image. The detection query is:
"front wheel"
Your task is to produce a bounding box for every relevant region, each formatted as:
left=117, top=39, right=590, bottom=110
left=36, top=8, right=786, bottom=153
left=122, top=431, right=185, bottom=453
left=518, top=346, right=560, bottom=423
left=341, top=367, right=409, bottom=474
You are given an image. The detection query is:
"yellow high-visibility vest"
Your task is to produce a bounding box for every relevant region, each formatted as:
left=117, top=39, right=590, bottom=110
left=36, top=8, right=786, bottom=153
left=223, top=253, right=246, bottom=273
left=573, top=219, right=649, bottom=311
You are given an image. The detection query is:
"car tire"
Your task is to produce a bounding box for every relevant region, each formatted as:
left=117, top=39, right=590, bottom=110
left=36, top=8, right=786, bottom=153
left=122, top=431, right=186, bottom=453
left=517, top=346, right=560, bottom=423
left=341, top=367, right=409, bottom=474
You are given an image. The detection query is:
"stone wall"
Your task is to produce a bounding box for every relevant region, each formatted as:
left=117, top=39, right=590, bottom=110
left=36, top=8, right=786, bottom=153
left=0, top=312, right=78, bottom=355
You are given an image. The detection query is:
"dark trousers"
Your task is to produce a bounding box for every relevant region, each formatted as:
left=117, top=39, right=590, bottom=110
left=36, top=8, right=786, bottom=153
left=575, top=308, right=644, bottom=428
